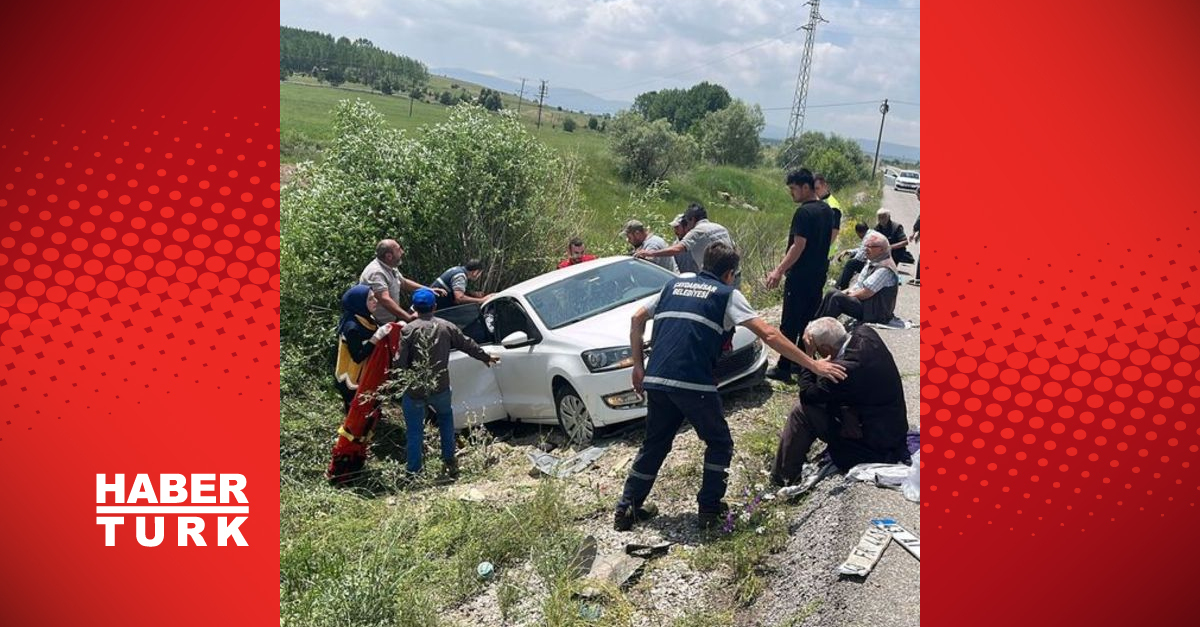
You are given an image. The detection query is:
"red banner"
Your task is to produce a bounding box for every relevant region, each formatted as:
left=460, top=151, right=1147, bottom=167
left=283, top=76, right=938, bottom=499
left=0, top=2, right=279, bottom=625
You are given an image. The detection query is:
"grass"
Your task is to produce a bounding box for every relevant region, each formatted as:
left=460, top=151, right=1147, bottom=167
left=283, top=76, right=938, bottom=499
left=280, top=75, right=887, bottom=625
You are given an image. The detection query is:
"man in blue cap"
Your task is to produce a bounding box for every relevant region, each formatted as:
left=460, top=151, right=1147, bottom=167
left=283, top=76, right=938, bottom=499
left=397, top=288, right=499, bottom=476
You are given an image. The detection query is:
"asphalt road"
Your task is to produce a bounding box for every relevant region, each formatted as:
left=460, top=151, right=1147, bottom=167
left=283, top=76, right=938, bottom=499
left=745, top=184, right=922, bottom=627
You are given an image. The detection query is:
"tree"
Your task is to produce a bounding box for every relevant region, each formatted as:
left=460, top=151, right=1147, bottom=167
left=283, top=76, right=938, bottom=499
left=281, top=101, right=584, bottom=394
left=587, top=117, right=599, bottom=131
left=632, top=82, right=732, bottom=133
left=776, top=131, right=871, bottom=189
left=477, top=88, right=503, bottom=112
left=562, top=117, right=577, bottom=132
left=439, top=90, right=454, bottom=106
left=694, top=100, right=765, bottom=167
left=607, top=111, right=699, bottom=184
left=322, top=66, right=345, bottom=87
left=280, top=66, right=290, bottom=82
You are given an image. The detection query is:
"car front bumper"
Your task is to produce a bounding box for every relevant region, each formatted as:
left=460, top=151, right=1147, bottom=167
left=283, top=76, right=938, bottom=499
left=584, top=340, right=768, bottom=427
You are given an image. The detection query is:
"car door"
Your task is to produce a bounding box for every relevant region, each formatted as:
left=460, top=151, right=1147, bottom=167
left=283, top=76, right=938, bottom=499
left=435, top=304, right=506, bottom=429
left=482, top=297, right=555, bottom=419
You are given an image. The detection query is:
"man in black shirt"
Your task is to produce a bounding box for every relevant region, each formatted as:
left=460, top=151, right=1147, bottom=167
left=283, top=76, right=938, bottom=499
left=765, top=168, right=836, bottom=382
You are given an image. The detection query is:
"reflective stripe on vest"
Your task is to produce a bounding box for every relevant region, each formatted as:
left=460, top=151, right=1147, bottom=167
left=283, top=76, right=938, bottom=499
left=644, top=271, right=733, bottom=392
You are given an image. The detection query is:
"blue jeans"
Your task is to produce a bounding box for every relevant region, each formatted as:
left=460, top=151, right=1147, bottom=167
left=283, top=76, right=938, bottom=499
left=401, top=389, right=456, bottom=473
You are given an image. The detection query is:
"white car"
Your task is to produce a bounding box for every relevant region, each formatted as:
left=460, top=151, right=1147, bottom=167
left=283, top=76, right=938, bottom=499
left=894, top=170, right=920, bottom=192
left=437, top=257, right=768, bottom=444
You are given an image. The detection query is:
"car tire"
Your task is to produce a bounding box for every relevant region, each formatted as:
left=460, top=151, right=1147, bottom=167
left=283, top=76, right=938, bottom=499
left=555, top=383, right=595, bottom=446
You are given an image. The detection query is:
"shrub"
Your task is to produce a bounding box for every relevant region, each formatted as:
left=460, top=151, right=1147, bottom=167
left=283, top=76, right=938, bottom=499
left=280, top=100, right=583, bottom=392
left=695, top=100, right=765, bottom=167
left=607, top=111, right=699, bottom=184
left=562, top=117, right=576, bottom=132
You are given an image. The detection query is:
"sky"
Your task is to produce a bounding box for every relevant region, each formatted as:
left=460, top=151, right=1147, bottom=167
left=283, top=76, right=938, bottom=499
left=279, top=0, right=920, bottom=148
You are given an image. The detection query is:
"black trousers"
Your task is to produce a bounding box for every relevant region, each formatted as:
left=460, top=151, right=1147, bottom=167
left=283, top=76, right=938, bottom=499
left=836, top=258, right=866, bottom=290
left=818, top=290, right=865, bottom=322
left=777, top=274, right=824, bottom=373
left=620, top=389, right=733, bottom=513
left=771, top=400, right=838, bottom=486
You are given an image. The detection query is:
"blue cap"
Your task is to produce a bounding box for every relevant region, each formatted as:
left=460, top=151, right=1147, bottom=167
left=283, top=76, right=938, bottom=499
left=412, top=287, right=437, bottom=312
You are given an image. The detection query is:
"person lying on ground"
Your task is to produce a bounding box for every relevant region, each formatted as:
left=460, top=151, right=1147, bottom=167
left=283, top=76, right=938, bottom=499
left=770, top=317, right=910, bottom=487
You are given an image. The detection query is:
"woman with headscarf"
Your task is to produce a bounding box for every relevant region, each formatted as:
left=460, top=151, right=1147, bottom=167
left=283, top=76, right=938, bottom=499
left=328, top=284, right=400, bottom=483
left=333, top=285, right=393, bottom=412
left=816, top=232, right=902, bottom=324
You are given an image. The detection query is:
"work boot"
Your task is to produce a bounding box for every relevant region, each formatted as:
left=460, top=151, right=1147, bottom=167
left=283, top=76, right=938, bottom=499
left=697, top=502, right=731, bottom=532
left=443, top=458, right=460, bottom=480
left=764, top=364, right=793, bottom=383
left=613, top=501, right=659, bottom=531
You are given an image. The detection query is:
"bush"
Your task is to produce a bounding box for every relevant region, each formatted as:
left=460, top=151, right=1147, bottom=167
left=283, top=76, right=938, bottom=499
left=587, top=117, right=599, bottom=131
left=695, top=100, right=765, bottom=167
left=776, top=131, right=871, bottom=189
left=607, top=111, right=699, bottom=184
left=280, top=100, right=583, bottom=392
left=562, top=117, right=576, bottom=132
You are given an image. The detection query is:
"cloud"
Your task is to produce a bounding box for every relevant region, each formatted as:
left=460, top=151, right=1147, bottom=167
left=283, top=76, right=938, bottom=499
left=279, top=0, right=920, bottom=146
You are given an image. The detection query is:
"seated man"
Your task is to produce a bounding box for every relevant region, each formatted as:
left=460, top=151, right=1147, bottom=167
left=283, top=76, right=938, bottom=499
left=817, top=232, right=900, bottom=324
left=875, top=208, right=914, bottom=265
left=833, top=222, right=871, bottom=290
left=771, top=318, right=910, bottom=487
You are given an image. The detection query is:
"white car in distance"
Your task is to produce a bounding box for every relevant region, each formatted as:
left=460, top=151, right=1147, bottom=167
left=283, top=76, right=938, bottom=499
left=894, top=170, right=920, bottom=192
left=438, top=257, right=767, bottom=445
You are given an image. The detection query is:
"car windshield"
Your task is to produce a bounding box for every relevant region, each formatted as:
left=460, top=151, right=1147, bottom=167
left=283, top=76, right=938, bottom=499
left=902, top=171, right=919, bottom=179
left=526, top=259, right=675, bottom=329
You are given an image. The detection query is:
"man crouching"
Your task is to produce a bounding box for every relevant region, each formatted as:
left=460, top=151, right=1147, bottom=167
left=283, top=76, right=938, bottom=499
left=771, top=317, right=910, bottom=487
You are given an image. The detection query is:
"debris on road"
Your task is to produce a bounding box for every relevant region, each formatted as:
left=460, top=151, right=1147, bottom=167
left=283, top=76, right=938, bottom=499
left=527, top=445, right=609, bottom=478
left=872, top=518, right=920, bottom=561
left=838, top=525, right=892, bottom=577
left=777, top=460, right=839, bottom=500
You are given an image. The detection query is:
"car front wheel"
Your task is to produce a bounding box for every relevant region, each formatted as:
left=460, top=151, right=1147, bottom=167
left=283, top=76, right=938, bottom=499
left=555, top=384, right=595, bottom=446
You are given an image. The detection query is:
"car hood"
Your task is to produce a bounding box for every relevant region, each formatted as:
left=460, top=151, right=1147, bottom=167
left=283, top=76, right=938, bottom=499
left=548, top=296, right=757, bottom=350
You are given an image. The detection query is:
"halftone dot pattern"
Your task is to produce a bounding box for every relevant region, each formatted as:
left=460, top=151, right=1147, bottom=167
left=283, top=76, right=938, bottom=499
left=922, top=237, right=1200, bottom=534
left=0, top=109, right=280, bottom=440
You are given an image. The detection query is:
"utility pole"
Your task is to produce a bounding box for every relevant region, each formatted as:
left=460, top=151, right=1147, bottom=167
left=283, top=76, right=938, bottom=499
left=409, top=94, right=414, bottom=117
left=517, top=77, right=528, bottom=115
left=536, top=80, right=548, bottom=129
left=871, top=99, right=890, bottom=179
left=786, top=1, right=827, bottom=143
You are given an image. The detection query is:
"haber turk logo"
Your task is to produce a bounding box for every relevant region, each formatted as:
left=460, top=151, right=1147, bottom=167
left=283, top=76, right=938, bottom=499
left=95, top=474, right=250, bottom=547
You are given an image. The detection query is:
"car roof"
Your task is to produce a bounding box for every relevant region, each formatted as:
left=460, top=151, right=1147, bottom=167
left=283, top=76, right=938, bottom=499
left=491, top=256, right=642, bottom=298
left=900, top=170, right=920, bottom=176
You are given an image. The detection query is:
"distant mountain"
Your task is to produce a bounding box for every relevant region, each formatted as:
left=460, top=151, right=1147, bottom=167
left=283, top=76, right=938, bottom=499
left=433, top=68, right=631, bottom=116
left=855, top=138, right=920, bottom=162
left=761, top=126, right=919, bottom=162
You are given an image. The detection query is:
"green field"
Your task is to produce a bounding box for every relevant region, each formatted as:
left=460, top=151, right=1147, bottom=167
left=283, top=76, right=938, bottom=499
left=280, top=75, right=880, bottom=300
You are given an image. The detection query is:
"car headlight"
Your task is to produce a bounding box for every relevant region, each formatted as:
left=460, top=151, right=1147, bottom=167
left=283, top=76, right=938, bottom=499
left=582, top=346, right=636, bottom=372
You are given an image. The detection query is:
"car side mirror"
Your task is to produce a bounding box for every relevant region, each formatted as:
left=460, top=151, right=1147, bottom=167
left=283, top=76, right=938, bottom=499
left=500, top=331, right=531, bottom=349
